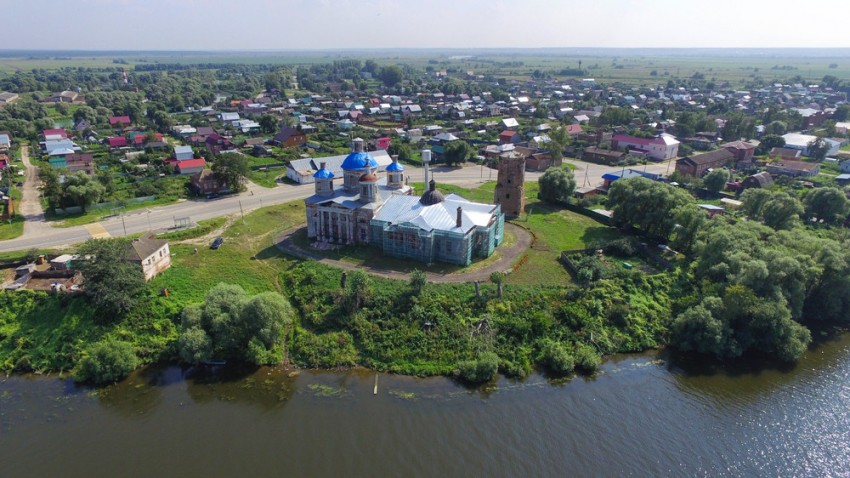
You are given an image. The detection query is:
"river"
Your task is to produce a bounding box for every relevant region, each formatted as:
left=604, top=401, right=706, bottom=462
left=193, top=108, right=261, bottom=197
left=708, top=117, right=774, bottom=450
left=2, top=334, right=850, bottom=477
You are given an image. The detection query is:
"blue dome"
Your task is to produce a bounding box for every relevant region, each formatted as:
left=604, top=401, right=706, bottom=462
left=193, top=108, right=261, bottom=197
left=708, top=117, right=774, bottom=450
left=341, top=151, right=378, bottom=171
left=386, top=161, right=405, bottom=172
left=313, top=168, right=335, bottom=179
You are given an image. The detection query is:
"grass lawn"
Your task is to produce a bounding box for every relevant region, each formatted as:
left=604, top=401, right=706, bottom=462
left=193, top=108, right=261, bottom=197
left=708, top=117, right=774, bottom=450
left=247, top=168, right=283, bottom=188
left=148, top=201, right=305, bottom=308
left=508, top=201, right=623, bottom=285
left=156, top=217, right=227, bottom=241
left=0, top=216, right=25, bottom=241
left=48, top=195, right=184, bottom=228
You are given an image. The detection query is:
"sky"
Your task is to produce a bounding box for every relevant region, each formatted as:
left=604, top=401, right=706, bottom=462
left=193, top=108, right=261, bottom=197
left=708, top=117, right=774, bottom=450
left=2, top=0, right=847, bottom=50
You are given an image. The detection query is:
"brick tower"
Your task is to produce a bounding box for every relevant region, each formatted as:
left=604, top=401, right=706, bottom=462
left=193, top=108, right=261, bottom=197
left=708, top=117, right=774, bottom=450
left=493, top=153, right=526, bottom=218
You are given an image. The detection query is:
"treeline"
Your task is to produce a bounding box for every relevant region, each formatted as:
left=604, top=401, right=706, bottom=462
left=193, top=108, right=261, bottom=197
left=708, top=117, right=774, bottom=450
left=607, top=178, right=850, bottom=361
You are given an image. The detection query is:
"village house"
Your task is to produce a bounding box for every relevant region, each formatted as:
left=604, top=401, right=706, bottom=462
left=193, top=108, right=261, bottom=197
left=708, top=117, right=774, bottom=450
left=721, top=140, right=757, bottom=166
left=49, top=91, right=80, bottom=103
left=583, top=146, right=627, bottom=165
left=176, top=158, right=207, bottom=175
left=0, top=92, right=19, bottom=105
left=499, top=130, right=520, bottom=145
left=109, top=116, right=132, bottom=129
left=274, top=126, right=307, bottom=148
left=126, top=235, right=172, bottom=281
left=769, top=147, right=802, bottom=160
left=675, top=149, right=736, bottom=177
left=741, top=171, right=774, bottom=190
left=766, top=160, right=820, bottom=177
left=0, top=133, right=11, bottom=153
left=190, top=169, right=229, bottom=195
left=611, top=134, right=680, bottom=161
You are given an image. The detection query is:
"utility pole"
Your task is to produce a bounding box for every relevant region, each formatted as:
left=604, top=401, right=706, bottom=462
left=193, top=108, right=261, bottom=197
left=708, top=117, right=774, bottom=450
left=239, top=200, right=245, bottom=222
left=121, top=214, right=127, bottom=236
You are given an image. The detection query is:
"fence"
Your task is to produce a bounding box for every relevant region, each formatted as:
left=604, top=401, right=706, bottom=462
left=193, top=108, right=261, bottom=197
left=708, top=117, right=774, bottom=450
left=90, top=195, right=157, bottom=211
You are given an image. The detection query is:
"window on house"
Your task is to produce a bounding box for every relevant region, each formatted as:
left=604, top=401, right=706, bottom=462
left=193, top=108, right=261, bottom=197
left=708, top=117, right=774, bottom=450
left=506, top=193, right=510, bottom=199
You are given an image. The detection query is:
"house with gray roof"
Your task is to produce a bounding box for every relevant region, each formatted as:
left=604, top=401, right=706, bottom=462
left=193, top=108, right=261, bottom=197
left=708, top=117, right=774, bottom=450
left=126, top=235, right=171, bottom=281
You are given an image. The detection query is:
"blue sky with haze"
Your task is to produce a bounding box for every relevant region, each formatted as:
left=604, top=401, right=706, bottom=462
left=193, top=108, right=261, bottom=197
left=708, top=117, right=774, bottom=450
left=3, top=0, right=846, bottom=50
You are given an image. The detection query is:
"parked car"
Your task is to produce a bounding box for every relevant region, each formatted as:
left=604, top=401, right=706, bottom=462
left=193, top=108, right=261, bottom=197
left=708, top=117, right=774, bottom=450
left=210, top=237, right=224, bottom=249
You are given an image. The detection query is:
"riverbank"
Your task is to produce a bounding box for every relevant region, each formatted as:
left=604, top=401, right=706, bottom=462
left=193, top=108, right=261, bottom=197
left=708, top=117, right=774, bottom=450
left=4, top=335, right=850, bottom=478
left=0, top=182, right=672, bottom=381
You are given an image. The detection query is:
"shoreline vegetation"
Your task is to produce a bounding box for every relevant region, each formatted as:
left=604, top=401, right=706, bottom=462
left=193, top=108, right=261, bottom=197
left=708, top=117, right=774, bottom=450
left=1, top=50, right=849, bottom=386
left=0, top=183, right=659, bottom=383
left=1, top=177, right=850, bottom=386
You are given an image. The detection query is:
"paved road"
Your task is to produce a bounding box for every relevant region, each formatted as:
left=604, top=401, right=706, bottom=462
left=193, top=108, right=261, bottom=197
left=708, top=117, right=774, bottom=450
left=0, top=157, right=675, bottom=253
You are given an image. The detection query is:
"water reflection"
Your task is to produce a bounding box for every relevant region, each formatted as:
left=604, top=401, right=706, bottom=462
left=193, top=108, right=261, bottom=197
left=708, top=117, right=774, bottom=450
left=2, top=334, right=850, bottom=478
left=184, top=364, right=297, bottom=409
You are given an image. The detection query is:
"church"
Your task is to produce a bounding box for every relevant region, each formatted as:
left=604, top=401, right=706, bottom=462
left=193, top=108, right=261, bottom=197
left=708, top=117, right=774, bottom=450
left=304, top=139, right=504, bottom=266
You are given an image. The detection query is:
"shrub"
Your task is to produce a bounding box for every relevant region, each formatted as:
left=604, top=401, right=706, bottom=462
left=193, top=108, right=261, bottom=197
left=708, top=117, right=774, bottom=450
left=574, top=344, right=601, bottom=374
left=537, top=339, right=575, bottom=375
left=456, top=351, right=499, bottom=383
left=75, top=338, right=139, bottom=385
left=409, top=269, right=427, bottom=295
left=603, top=237, right=639, bottom=257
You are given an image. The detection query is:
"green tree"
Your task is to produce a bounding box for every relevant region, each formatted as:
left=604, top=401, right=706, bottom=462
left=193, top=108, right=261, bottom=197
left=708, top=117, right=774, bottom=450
left=75, top=338, right=139, bottom=385
left=803, top=187, right=850, bottom=224
left=607, top=177, right=696, bottom=241
left=834, top=104, right=850, bottom=122
left=177, top=284, right=294, bottom=365
left=740, top=188, right=773, bottom=218
left=259, top=114, right=279, bottom=134
left=96, top=170, right=116, bottom=196
left=703, top=169, right=730, bottom=193
left=39, top=165, right=63, bottom=211
left=807, top=137, right=830, bottom=161
left=212, top=152, right=250, bottom=192
left=73, top=105, right=98, bottom=125
left=766, top=121, right=787, bottom=135
left=756, top=134, right=785, bottom=155
left=761, top=192, right=803, bottom=230
left=77, top=238, right=146, bottom=321
left=63, top=172, right=106, bottom=212
left=387, top=142, right=413, bottom=162
left=443, top=141, right=472, bottom=166
left=379, top=65, right=403, bottom=87
left=340, top=270, right=372, bottom=315
left=544, top=125, right=571, bottom=162
left=538, top=166, right=576, bottom=204
left=409, top=269, right=427, bottom=295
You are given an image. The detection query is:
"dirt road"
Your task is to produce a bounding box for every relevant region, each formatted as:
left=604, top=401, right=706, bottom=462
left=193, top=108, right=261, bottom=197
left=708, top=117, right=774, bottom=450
left=18, top=145, right=53, bottom=237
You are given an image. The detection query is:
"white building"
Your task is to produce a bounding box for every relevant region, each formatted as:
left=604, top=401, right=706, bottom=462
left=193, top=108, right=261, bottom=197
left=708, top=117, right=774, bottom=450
left=126, top=235, right=172, bottom=281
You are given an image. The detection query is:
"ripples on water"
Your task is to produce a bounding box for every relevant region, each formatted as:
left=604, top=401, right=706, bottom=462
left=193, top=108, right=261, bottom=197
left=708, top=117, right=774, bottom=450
left=2, top=337, right=850, bottom=478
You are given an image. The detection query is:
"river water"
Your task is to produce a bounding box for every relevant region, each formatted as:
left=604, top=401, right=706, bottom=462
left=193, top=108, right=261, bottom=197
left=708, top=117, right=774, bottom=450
left=2, top=334, right=850, bottom=478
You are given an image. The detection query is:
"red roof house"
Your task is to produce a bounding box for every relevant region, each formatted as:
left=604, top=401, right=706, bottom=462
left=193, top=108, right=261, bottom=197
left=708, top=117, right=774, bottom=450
left=376, top=137, right=392, bottom=150
left=107, top=136, right=129, bottom=149
left=176, top=158, right=207, bottom=175
left=499, top=130, right=520, bottom=145
left=109, top=116, right=132, bottom=127
left=43, top=129, right=68, bottom=139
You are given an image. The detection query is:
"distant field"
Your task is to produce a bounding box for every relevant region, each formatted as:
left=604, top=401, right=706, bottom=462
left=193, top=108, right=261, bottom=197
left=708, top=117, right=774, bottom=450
left=1, top=51, right=849, bottom=87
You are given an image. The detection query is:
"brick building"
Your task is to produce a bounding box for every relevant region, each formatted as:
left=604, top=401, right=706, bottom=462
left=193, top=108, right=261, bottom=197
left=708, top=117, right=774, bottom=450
left=494, top=153, right=526, bottom=218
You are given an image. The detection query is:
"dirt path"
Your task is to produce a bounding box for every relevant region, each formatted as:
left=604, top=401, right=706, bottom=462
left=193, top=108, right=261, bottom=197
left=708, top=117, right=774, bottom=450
left=18, top=145, right=53, bottom=237
left=275, top=223, right=533, bottom=283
